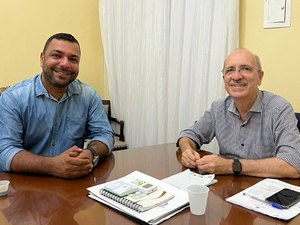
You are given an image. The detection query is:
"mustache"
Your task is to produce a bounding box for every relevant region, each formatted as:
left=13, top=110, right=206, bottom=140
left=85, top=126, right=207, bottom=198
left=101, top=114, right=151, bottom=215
left=229, top=80, right=247, bottom=86
left=53, top=68, right=73, bottom=75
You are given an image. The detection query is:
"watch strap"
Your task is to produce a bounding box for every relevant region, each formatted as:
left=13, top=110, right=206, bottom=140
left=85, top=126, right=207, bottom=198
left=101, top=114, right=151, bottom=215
left=87, top=146, right=100, bottom=166
left=87, top=146, right=99, bottom=157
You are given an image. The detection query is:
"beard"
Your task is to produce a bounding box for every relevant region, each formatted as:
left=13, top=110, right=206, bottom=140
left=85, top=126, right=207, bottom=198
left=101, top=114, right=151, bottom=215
left=42, top=66, right=78, bottom=89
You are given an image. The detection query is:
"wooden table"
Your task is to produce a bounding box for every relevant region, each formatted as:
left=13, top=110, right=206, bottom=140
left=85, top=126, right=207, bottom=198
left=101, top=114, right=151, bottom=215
left=1, top=143, right=300, bottom=225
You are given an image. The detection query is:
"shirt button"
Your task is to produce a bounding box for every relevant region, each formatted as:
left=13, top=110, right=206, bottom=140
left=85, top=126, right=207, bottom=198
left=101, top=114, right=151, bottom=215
left=241, top=143, right=244, bottom=147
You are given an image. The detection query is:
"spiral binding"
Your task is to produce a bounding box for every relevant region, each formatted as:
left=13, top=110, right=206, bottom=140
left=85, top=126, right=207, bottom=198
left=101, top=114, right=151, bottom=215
left=99, top=188, right=143, bottom=212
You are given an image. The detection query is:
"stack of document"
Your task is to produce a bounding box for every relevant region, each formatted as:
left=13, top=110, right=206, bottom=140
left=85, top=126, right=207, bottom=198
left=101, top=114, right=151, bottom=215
left=88, top=171, right=189, bottom=225
left=226, top=178, right=300, bottom=220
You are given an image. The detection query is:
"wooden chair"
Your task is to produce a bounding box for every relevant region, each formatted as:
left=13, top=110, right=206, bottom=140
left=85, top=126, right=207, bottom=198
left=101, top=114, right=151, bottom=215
left=295, top=113, right=300, bottom=131
left=0, top=86, right=9, bottom=95
left=102, top=100, right=128, bottom=150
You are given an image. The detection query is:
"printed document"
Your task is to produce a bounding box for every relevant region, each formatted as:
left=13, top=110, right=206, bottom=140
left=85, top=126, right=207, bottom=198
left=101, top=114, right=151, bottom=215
left=162, top=169, right=217, bottom=191
left=226, top=178, right=300, bottom=220
left=88, top=171, right=189, bottom=225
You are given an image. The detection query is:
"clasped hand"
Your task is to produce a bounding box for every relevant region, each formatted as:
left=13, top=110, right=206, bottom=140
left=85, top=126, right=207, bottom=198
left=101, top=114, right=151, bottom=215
left=181, top=148, right=231, bottom=174
left=51, top=146, right=93, bottom=178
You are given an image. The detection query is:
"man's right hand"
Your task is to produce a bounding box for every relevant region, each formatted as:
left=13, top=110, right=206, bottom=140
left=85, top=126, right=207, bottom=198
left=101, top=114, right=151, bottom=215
left=181, top=148, right=201, bottom=168
left=178, top=137, right=200, bottom=168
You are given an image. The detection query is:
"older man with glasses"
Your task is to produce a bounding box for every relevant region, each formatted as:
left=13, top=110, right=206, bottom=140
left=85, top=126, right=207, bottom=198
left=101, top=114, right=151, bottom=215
left=177, top=48, right=300, bottom=178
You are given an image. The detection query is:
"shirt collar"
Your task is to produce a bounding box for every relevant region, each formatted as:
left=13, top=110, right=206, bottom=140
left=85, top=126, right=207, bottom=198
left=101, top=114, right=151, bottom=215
left=228, top=90, right=263, bottom=115
left=249, top=90, right=263, bottom=113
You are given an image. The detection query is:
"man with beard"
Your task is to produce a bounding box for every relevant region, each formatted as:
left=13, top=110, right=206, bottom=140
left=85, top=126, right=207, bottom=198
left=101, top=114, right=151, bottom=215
left=177, top=48, right=300, bottom=178
left=0, top=33, right=114, bottom=178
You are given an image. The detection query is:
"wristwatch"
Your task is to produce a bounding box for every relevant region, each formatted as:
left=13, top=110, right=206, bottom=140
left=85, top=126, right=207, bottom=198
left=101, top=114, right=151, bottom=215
left=86, top=146, right=100, bottom=166
left=232, top=158, right=242, bottom=176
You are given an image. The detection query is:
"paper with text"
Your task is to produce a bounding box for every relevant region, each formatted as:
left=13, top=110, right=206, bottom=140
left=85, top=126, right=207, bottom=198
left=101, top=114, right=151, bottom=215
left=162, top=169, right=217, bottom=191
left=226, top=178, right=300, bottom=220
left=87, top=171, right=189, bottom=225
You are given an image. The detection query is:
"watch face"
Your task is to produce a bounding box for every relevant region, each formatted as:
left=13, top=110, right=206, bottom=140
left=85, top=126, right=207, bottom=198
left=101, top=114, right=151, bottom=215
left=93, top=155, right=99, bottom=166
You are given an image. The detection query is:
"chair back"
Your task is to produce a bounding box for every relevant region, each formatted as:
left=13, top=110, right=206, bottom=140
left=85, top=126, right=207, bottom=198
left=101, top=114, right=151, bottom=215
left=295, top=113, right=300, bottom=131
left=102, top=100, right=127, bottom=150
left=0, top=86, right=9, bottom=95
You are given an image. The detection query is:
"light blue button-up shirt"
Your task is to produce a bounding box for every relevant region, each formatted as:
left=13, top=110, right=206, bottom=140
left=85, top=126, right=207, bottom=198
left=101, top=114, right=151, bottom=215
left=0, top=74, right=114, bottom=171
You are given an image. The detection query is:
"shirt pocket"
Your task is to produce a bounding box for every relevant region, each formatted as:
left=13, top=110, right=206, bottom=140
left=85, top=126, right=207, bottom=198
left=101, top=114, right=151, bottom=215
left=66, top=114, right=86, bottom=141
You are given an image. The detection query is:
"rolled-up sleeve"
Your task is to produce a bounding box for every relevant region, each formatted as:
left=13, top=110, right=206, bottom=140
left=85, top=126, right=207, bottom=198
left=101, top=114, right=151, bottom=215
left=273, top=104, right=300, bottom=172
left=85, top=92, right=114, bottom=154
left=0, top=93, right=24, bottom=171
left=177, top=107, right=216, bottom=151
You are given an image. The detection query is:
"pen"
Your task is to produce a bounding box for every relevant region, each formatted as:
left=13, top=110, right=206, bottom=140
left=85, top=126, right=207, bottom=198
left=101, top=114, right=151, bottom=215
left=270, top=202, right=284, bottom=209
left=242, top=192, right=283, bottom=210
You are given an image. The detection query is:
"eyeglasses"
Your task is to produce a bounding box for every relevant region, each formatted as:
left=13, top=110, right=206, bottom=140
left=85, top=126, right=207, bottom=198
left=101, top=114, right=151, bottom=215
left=222, top=65, right=260, bottom=76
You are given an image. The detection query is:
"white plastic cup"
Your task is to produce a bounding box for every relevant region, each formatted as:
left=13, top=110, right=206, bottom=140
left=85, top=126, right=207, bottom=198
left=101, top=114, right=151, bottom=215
left=0, top=180, right=10, bottom=197
left=187, top=184, right=209, bottom=215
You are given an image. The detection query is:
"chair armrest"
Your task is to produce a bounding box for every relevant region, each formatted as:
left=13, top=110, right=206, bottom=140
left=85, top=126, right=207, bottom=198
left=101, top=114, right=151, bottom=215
left=110, top=117, right=125, bottom=142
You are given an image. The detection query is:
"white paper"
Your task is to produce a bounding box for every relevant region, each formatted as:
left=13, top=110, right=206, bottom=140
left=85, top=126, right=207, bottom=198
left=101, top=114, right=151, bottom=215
left=87, top=171, right=189, bottom=225
left=162, top=169, right=217, bottom=191
left=226, top=178, right=300, bottom=220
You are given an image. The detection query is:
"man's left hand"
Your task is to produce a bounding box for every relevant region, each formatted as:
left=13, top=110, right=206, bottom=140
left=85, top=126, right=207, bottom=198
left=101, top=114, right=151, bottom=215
left=196, top=155, right=232, bottom=174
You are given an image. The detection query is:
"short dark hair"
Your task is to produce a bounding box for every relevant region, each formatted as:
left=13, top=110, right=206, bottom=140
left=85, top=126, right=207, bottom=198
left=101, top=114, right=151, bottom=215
left=42, top=33, right=81, bottom=54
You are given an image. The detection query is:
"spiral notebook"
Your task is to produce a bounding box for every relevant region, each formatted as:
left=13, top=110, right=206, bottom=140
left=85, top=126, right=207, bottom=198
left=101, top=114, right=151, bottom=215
left=99, top=188, right=174, bottom=212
